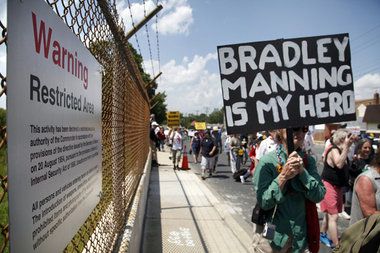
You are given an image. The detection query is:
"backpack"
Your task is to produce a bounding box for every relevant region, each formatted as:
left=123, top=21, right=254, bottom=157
left=232, top=168, right=247, bottom=181
left=333, top=213, right=380, bottom=253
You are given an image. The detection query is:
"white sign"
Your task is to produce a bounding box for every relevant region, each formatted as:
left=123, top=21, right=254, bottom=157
left=7, top=0, right=102, bottom=252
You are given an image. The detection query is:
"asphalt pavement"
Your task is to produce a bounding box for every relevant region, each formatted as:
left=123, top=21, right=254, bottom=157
left=185, top=140, right=351, bottom=253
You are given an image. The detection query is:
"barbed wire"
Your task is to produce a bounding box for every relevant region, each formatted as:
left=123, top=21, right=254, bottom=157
left=143, top=0, right=155, bottom=78
left=155, top=0, right=161, bottom=81
left=127, top=0, right=146, bottom=73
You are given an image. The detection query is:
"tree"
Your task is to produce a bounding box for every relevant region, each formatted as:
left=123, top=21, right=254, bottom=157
left=208, top=108, right=224, bottom=124
left=129, top=44, right=167, bottom=124
left=178, top=108, right=224, bottom=129
left=0, top=108, right=5, bottom=126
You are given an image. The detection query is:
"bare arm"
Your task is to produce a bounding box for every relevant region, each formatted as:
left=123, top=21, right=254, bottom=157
left=327, top=135, right=354, bottom=169
left=355, top=176, right=380, bottom=217
left=327, top=148, right=349, bottom=169
left=209, top=146, right=217, bottom=156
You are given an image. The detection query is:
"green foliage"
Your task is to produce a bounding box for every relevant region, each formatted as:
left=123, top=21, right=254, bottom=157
left=179, top=108, right=224, bottom=129
left=0, top=108, right=6, bottom=126
left=208, top=108, right=224, bottom=124
left=0, top=147, right=8, bottom=253
left=128, top=44, right=167, bottom=124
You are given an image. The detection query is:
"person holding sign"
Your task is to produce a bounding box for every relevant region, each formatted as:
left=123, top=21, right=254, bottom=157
left=253, top=126, right=326, bottom=253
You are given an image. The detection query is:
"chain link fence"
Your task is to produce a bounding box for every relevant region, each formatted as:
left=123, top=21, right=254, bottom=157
left=0, top=0, right=152, bottom=252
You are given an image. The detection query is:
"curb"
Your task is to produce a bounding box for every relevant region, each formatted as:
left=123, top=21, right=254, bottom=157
left=114, top=150, right=152, bottom=253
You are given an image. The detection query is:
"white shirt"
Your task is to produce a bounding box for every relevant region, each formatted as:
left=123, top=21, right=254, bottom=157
left=172, top=132, right=183, bottom=150
left=304, top=133, right=314, bottom=151
left=256, top=136, right=276, bottom=160
left=224, top=136, right=231, bottom=152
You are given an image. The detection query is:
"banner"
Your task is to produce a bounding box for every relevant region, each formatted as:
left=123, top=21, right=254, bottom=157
left=217, top=33, right=356, bottom=134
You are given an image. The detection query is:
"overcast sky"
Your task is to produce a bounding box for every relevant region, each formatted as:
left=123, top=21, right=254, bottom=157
left=1, top=0, right=380, bottom=114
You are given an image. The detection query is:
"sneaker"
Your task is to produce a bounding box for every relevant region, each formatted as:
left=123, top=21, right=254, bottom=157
left=240, top=175, right=245, bottom=183
left=339, top=211, right=351, bottom=220
left=169, top=155, right=172, bottom=160
left=176, top=165, right=180, bottom=170
left=320, top=233, right=334, bottom=248
left=201, top=175, right=206, bottom=180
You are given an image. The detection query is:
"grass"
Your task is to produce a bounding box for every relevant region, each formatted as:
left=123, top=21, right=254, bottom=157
left=0, top=147, right=8, bottom=253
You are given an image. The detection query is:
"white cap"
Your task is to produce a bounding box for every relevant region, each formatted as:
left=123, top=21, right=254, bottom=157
left=152, top=121, right=159, bottom=126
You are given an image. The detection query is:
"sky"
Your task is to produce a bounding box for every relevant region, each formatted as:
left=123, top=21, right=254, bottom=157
left=1, top=0, right=380, bottom=115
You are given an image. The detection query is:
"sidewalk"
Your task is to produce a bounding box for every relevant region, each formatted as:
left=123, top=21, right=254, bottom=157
left=141, top=150, right=252, bottom=253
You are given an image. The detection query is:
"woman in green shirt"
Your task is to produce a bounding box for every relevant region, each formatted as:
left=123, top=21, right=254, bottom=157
left=253, top=127, right=326, bottom=253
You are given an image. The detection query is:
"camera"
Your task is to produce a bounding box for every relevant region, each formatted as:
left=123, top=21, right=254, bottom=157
left=262, top=222, right=276, bottom=240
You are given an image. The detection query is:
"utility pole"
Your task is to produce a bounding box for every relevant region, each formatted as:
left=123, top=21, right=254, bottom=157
left=204, top=106, right=209, bottom=115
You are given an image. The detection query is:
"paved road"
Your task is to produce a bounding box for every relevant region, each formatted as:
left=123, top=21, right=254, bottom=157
left=183, top=140, right=350, bottom=252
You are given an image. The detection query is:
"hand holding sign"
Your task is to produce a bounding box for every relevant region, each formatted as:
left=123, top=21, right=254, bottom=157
left=282, top=151, right=304, bottom=178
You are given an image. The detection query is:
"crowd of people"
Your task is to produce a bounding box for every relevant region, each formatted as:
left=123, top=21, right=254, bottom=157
left=149, top=114, right=380, bottom=252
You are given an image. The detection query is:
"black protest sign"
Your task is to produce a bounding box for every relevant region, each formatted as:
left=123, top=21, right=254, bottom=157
left=217, top=33, right=356, bottom=134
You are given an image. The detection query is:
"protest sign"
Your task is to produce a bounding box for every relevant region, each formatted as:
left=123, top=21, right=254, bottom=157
left=195, top=122, right=206, bottom=130
left=217, top=33, right=356, bottom=134
left=167, top=111, right=180, bottom=127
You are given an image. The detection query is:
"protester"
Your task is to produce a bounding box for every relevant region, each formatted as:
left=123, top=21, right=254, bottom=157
left=167, top=127, right=174, bottom=159
left=224, top=133, right=231, bottom=166
left=255, top=130, right=277, bottom=162
left=171, top=127, right=183, bottom=170
left=319, top=129, right=355, bottom=248
left=349, top=138, right=372, bottom=180
left=239, top=136, right=264, bottom=183
left=156, top=127, right=166, bottom=151
left=229, top=133, right=241, bottom=174
left=322, top=130, right=336, bottom=161
left=200, top=130, right=217, bottom=180
left=212, top=126, right=223, bottom=173
left=150, top=122, right=160, bottom=166
left=241, top=137, right=249, bottom=165
left=303, top=130, right=314, bottom=154
left=349, top=148, right=380, bottom=225
left=253, top=126, right=326, bottom=252
left=149, top=113, right=155, bottom=127
left=190, top=131, right=201, bottom=164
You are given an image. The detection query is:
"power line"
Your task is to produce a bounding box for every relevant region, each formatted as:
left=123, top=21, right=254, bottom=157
left=355, top=65, right=380, bottom=79
left=351, top=36, right=380, bottom=55
left=350, top=24, right=380, bottom=42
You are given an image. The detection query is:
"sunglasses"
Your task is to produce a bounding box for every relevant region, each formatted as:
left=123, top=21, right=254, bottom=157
left=292, top=126, right=308, bottom=133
